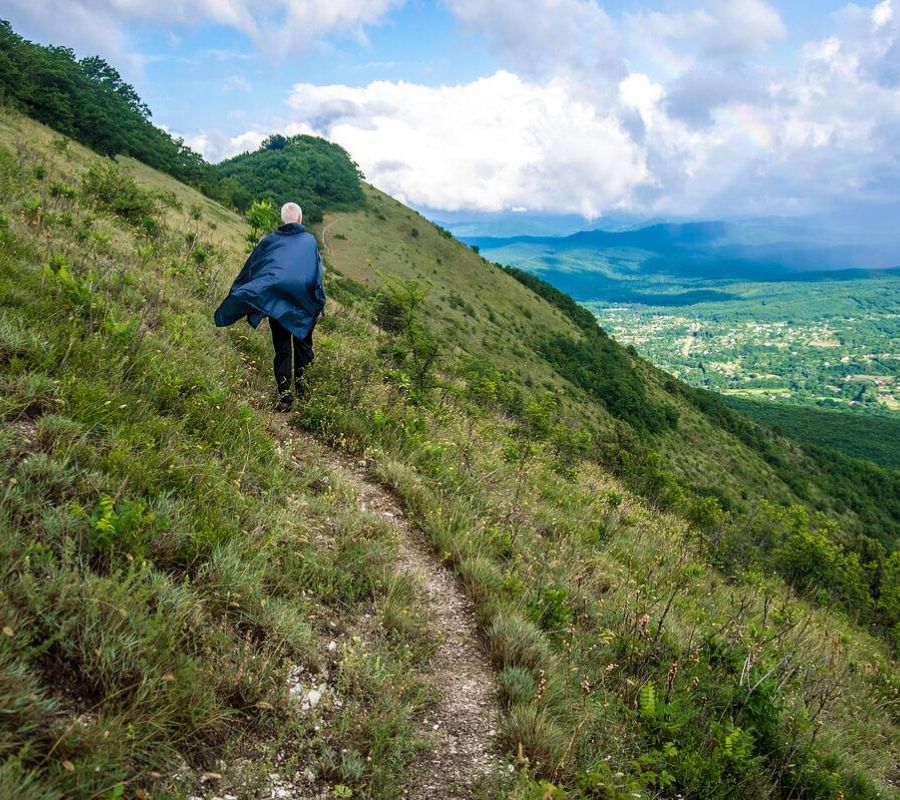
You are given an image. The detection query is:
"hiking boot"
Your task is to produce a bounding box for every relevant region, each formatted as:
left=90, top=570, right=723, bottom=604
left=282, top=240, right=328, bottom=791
left=275, top=392, right=293, bottom=412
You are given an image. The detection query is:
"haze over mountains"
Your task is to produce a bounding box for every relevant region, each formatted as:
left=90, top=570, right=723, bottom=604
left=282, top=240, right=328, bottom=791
left=463, top=216, right=900, bottom=301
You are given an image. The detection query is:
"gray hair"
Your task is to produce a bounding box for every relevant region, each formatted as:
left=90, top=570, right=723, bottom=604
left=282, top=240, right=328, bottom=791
left=281, top=202, right=303, bottom=224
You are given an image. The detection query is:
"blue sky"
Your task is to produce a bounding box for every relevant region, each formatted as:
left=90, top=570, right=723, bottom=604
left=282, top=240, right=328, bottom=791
left=4, top=1, right=899, bottom=222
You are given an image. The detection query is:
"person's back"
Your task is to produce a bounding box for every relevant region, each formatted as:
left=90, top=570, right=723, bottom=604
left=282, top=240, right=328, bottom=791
left=214, top=202, right=325, bottom=410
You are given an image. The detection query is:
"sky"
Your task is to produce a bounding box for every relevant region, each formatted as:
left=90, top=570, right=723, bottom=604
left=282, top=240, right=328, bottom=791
left=4, top=0, right=900, bottom=223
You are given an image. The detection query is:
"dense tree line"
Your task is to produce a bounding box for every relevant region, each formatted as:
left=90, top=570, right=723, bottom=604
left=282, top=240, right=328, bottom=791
left=724, top=396, right=900, bottom=470
left=501, top=264, right=680, bottom=433
left=0, top=20, right=365, bottom=219
left=0, top=20, right=222, bottom=197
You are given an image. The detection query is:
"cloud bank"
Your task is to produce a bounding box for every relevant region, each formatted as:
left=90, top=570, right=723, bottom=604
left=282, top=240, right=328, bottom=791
left=286, top=72, right=649, bottom=216
left=235, top=0, right=893, bottom=218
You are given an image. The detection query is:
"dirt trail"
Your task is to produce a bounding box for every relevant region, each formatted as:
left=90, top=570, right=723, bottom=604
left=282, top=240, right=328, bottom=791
left=272, top=418, right=501, bottom=799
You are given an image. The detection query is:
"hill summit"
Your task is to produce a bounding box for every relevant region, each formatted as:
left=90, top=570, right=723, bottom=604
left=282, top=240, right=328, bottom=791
left=217, top=133, right=366, bottom=222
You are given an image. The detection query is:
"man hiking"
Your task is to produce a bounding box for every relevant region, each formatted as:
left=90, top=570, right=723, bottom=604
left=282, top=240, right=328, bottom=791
left=214, top=202, right=325, bottom=412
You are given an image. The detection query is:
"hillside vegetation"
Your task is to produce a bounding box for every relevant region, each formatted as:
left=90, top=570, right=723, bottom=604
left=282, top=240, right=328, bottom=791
left=0, top=20, right=219, bottom=199
left=217, top=134, right=366, bottom=221
left=1, top=107, right=897, bottom=799
left=724, top=397, right=900, bottom=471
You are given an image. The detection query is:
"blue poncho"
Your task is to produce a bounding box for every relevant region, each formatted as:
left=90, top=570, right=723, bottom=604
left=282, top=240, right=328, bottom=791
left=214, top=223, right=326, bottom=339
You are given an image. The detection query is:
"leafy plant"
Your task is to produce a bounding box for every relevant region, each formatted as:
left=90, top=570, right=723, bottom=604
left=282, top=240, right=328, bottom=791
left=244, top=199, right=279, bottom=250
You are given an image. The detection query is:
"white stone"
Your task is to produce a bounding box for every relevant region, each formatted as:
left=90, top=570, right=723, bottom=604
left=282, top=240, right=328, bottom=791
left=303, top=688, right=322, bottom=710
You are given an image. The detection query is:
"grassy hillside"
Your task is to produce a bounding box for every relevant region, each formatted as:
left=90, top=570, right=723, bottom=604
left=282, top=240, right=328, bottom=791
left=320, top=187, right=900, bottom=547
left=1, top=110, right=898, bottom=800
left=0, top=112, right=442, bottom=799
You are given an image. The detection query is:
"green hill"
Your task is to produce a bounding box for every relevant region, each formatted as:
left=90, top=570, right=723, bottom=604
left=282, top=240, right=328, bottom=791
left=1, top=98, right=898, bottom=800
left=319, top=188, right=900, bottom=545
left=0, top=21, right=365, bottom=221
left=216, top=134, right=366, bottom=221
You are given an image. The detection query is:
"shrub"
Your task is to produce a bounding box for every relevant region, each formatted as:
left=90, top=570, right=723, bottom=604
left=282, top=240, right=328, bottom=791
left=243, top=199, right=279, bottom=250
left=79, top=163, right=158, bottom=229
left=774, top=528, right=874, bottom=613
left=376, top=278, right=439, bottom=404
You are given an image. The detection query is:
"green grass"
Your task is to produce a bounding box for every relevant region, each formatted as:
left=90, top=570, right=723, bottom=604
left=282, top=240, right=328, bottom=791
left=0, top=111, right=436, bottom=799
left=1, top=110, right=898, bottom=800
left=294, top=323, right=899, bottom=798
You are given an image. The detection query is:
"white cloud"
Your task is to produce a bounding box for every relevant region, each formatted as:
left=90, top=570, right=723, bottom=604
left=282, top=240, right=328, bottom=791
left=445, top=0, right=623, bottom=83
left=2, top=0, right=402, bottom=61
left=285, top=71, right=649, bottom=217
left=632, top=0, right=786, bottom=57
left=190, top=0, right=898, bottom=219
left=178, top=129, right=268, bottom=163
left=872, top=1, right=894, bottom=27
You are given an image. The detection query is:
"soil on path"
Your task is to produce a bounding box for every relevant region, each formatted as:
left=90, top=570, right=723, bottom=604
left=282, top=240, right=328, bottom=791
left=272, top=418, right=501, bottom=799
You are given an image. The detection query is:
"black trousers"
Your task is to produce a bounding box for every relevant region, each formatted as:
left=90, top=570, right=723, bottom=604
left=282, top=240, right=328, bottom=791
left=270, top=317, right=314, bottom=395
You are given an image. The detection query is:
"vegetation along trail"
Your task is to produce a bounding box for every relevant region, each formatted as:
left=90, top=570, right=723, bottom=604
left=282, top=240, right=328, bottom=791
left=272, top=416, right=502, bottom=798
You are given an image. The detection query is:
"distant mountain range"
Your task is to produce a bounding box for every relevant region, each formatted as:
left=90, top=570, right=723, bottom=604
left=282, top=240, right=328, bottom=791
left=460, top=217, right=900, bottom=306
left=466, top=218, right=900, bottom=287
left=426, top=210, right=659, bottom=238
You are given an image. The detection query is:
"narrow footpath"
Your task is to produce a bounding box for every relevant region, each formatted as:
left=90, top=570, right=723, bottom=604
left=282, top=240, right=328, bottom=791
left=273, top=418, right=501, bottom=799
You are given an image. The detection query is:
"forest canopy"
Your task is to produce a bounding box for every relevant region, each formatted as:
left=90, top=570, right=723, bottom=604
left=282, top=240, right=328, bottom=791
left=216, top=134, right=366, bottom=222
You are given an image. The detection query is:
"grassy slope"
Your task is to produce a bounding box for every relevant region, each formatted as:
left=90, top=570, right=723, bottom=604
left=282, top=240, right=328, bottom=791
left=1, top=113, right=897, bottom=799
left=321, top=188, right=861, bottom=531
left=0, top=113, right=442, bottom=799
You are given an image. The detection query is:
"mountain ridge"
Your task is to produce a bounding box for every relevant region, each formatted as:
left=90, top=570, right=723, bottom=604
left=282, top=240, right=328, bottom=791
left=468, top=219, right=900, bottom=277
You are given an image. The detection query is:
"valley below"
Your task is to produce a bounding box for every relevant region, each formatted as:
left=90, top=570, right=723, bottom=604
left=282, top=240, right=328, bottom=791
left=472, top=225, right=900, bottom=468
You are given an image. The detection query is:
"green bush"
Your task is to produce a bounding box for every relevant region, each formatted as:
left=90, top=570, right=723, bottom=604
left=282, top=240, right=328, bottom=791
left=80, top=163, right=158, bottom=229
left=775, top=528, right=874, bottom=613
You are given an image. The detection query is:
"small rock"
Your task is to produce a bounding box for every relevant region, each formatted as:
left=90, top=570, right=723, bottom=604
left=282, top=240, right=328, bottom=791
left=327, top=640, right=337, bottom=652
left=301, top=688, right=322, bottom=711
